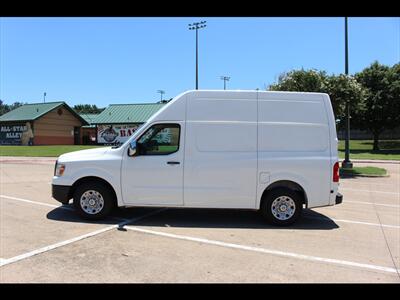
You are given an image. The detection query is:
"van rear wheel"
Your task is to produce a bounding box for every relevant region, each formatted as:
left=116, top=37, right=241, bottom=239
left=260, top=188, right=302, bottom=226
left=73, top=182, right=115, bottom=220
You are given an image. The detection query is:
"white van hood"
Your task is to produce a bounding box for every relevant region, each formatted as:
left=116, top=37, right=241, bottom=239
left=58, top=147, right=112, bottom=163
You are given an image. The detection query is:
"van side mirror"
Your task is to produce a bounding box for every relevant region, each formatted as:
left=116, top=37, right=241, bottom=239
left=128, top=140, right=137, bottom=157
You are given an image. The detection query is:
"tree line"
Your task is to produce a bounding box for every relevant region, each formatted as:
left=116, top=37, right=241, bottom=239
left=1, top=61, right=399, bottom=150
left=268, top=61, right=400, bottom=150
left=0, top=101, right=104, bottom=116
left=0, top=100, right=25, bottom=116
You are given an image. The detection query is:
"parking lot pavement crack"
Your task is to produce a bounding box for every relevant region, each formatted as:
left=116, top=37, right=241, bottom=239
left=368, top=188, right=400, bottom=279
left=117, top=208, right=168, bottom=228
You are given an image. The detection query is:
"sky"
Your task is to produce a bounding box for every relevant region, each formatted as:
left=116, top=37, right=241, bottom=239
left=1, top=17, right=399, bottom=107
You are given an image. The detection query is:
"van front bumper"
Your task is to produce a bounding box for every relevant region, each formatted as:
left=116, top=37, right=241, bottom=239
left=335, top=192, right=343, bottom=205
left=52, top=184, right=72, bottom=204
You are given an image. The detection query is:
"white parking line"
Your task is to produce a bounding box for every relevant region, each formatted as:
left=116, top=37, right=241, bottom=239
left=331, top=219, right=400, bottom=229
left=304, top=215, right=400, bottom=229
left=1, top=194, right=399, bottom=273
left=0, top=194, right=166, bottom=223
left=340, top=188, right=400, bottom=195
left=0, top=195, right=73, bottom=210
left=345, top=200, right=400, bottom=208
left=0, top=195, right=129, bottom=224
left=341, top=181, right=397, bottom=187
left=0, top=226, right=117, bottom=267
left=124, top=226, right=399, bottom=275
left=2, top=194, right=399, bottom=229
left=0, top=210, right=166, bottom=268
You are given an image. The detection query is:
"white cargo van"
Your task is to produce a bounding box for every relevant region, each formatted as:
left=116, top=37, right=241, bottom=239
left=52, top=90, right=342, bottom=225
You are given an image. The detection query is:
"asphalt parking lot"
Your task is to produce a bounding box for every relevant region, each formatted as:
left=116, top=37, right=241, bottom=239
left=0, top=157, right=399, bottom=283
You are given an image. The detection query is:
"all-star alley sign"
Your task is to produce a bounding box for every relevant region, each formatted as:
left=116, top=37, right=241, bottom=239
left=0, top=124, right=27, bottom=144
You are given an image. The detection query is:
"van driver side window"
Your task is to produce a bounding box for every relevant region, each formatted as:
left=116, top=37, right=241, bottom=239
left=137, top=123, right=180, bottom=155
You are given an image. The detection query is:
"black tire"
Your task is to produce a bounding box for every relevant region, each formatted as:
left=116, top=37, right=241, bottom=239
left=260, top=187, right=303, bottom=226
left=73, top=181, right=115, bottom=220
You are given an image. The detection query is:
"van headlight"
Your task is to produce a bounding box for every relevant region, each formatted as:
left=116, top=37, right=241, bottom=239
left=54, top=162, right=66, bottom=177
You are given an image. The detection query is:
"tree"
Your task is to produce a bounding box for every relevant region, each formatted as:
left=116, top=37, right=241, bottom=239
left=355, top=62, right=400, bottom=150
left=325, top=74, right=366, bottom=131
left=268, top=69, right=329, bottom=93
left=73, top=104, right=104, bottom=114
left=267, top=69, right=365, bottom=123
left=0, top=100, right=24, bottom=116
left=0, top=100, right=8, bottom=116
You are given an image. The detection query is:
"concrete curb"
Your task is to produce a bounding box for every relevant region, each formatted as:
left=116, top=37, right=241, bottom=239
left=0, top=156, right=57, bottom=165
left=350, top=159, right=400, bottom=164
left=0, top=156, right=56, bottom=160
left=340, top=174, right=390, bottom=178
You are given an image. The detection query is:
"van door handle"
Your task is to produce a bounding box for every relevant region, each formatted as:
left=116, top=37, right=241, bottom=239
left=167, top=161, right=180, bottom=165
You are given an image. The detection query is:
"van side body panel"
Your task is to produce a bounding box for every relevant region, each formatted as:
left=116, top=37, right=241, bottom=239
left=256, top=92, right=332, bottom=209
left=183, top=91, right=258, bottom=208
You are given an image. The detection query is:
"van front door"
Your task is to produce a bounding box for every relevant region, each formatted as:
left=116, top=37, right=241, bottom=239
left=121, top=122, right=184, bottom=206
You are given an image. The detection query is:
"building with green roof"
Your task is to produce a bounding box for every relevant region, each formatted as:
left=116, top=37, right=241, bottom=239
left=93, top=103, right=165, bottom=124
left=0, top=101, right=166, bottom=145
left=0, top=102, right=88, bottom=145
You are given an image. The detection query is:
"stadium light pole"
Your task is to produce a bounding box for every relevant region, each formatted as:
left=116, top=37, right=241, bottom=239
left=342, top=17, right=353, bottom=169
left=188, top=21, right=207, bottom=90
left=220, top=76, right=230, bottom=90
left=157, top=90, right=165, bottom=102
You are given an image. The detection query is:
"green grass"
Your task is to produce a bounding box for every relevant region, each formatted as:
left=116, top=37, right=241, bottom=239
left=0, top=145, right=103, bottom=157
left=340, top=166, right=387, bottom=177
left=338, top=140, right=400, bottom=160
left=1, top=139, right=400, bottom=160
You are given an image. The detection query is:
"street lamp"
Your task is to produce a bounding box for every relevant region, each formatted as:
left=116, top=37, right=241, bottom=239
left=220, top=76, right=230, bottom=90
left=342, top=17, right=353, bottom=169
left=188, top=21, right=207, bottom=90
left=157, top=90, right=165, bottom=102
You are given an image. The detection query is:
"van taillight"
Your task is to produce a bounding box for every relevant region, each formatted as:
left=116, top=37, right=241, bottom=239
left=333, top=162, right=340, bottom=182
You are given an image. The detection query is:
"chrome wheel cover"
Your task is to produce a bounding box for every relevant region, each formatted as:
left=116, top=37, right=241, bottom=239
left=271, top=196, right=296, bottom=221
left=80, top=190, right=104, bottom=215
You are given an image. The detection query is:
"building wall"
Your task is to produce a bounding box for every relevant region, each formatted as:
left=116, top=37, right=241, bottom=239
left=33, top=107, right=82, bottom=145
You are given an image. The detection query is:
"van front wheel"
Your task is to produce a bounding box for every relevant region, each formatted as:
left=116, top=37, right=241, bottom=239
left=73, top=182, right=115, bottom=220
left=260, top=188, right=302, bottom=226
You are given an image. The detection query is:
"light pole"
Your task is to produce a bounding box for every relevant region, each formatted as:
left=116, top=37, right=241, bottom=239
left=43, top=92, right=46, bottom=103
left=157, top=90, right=165, bottom=102
left=188, top=21, right=207, bottom=90
left=342, top=17, right=353, bottom=169
left=220, top=76, right=230, bottom=90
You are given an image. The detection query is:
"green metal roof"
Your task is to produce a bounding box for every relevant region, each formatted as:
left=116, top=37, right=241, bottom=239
left=0, top=101, right=88, bottom=125
left=93, top=103, right=165, bottom=124
left=79, top=113, right=99, bottom=128
left=79, top=113, right=100, bottom=124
